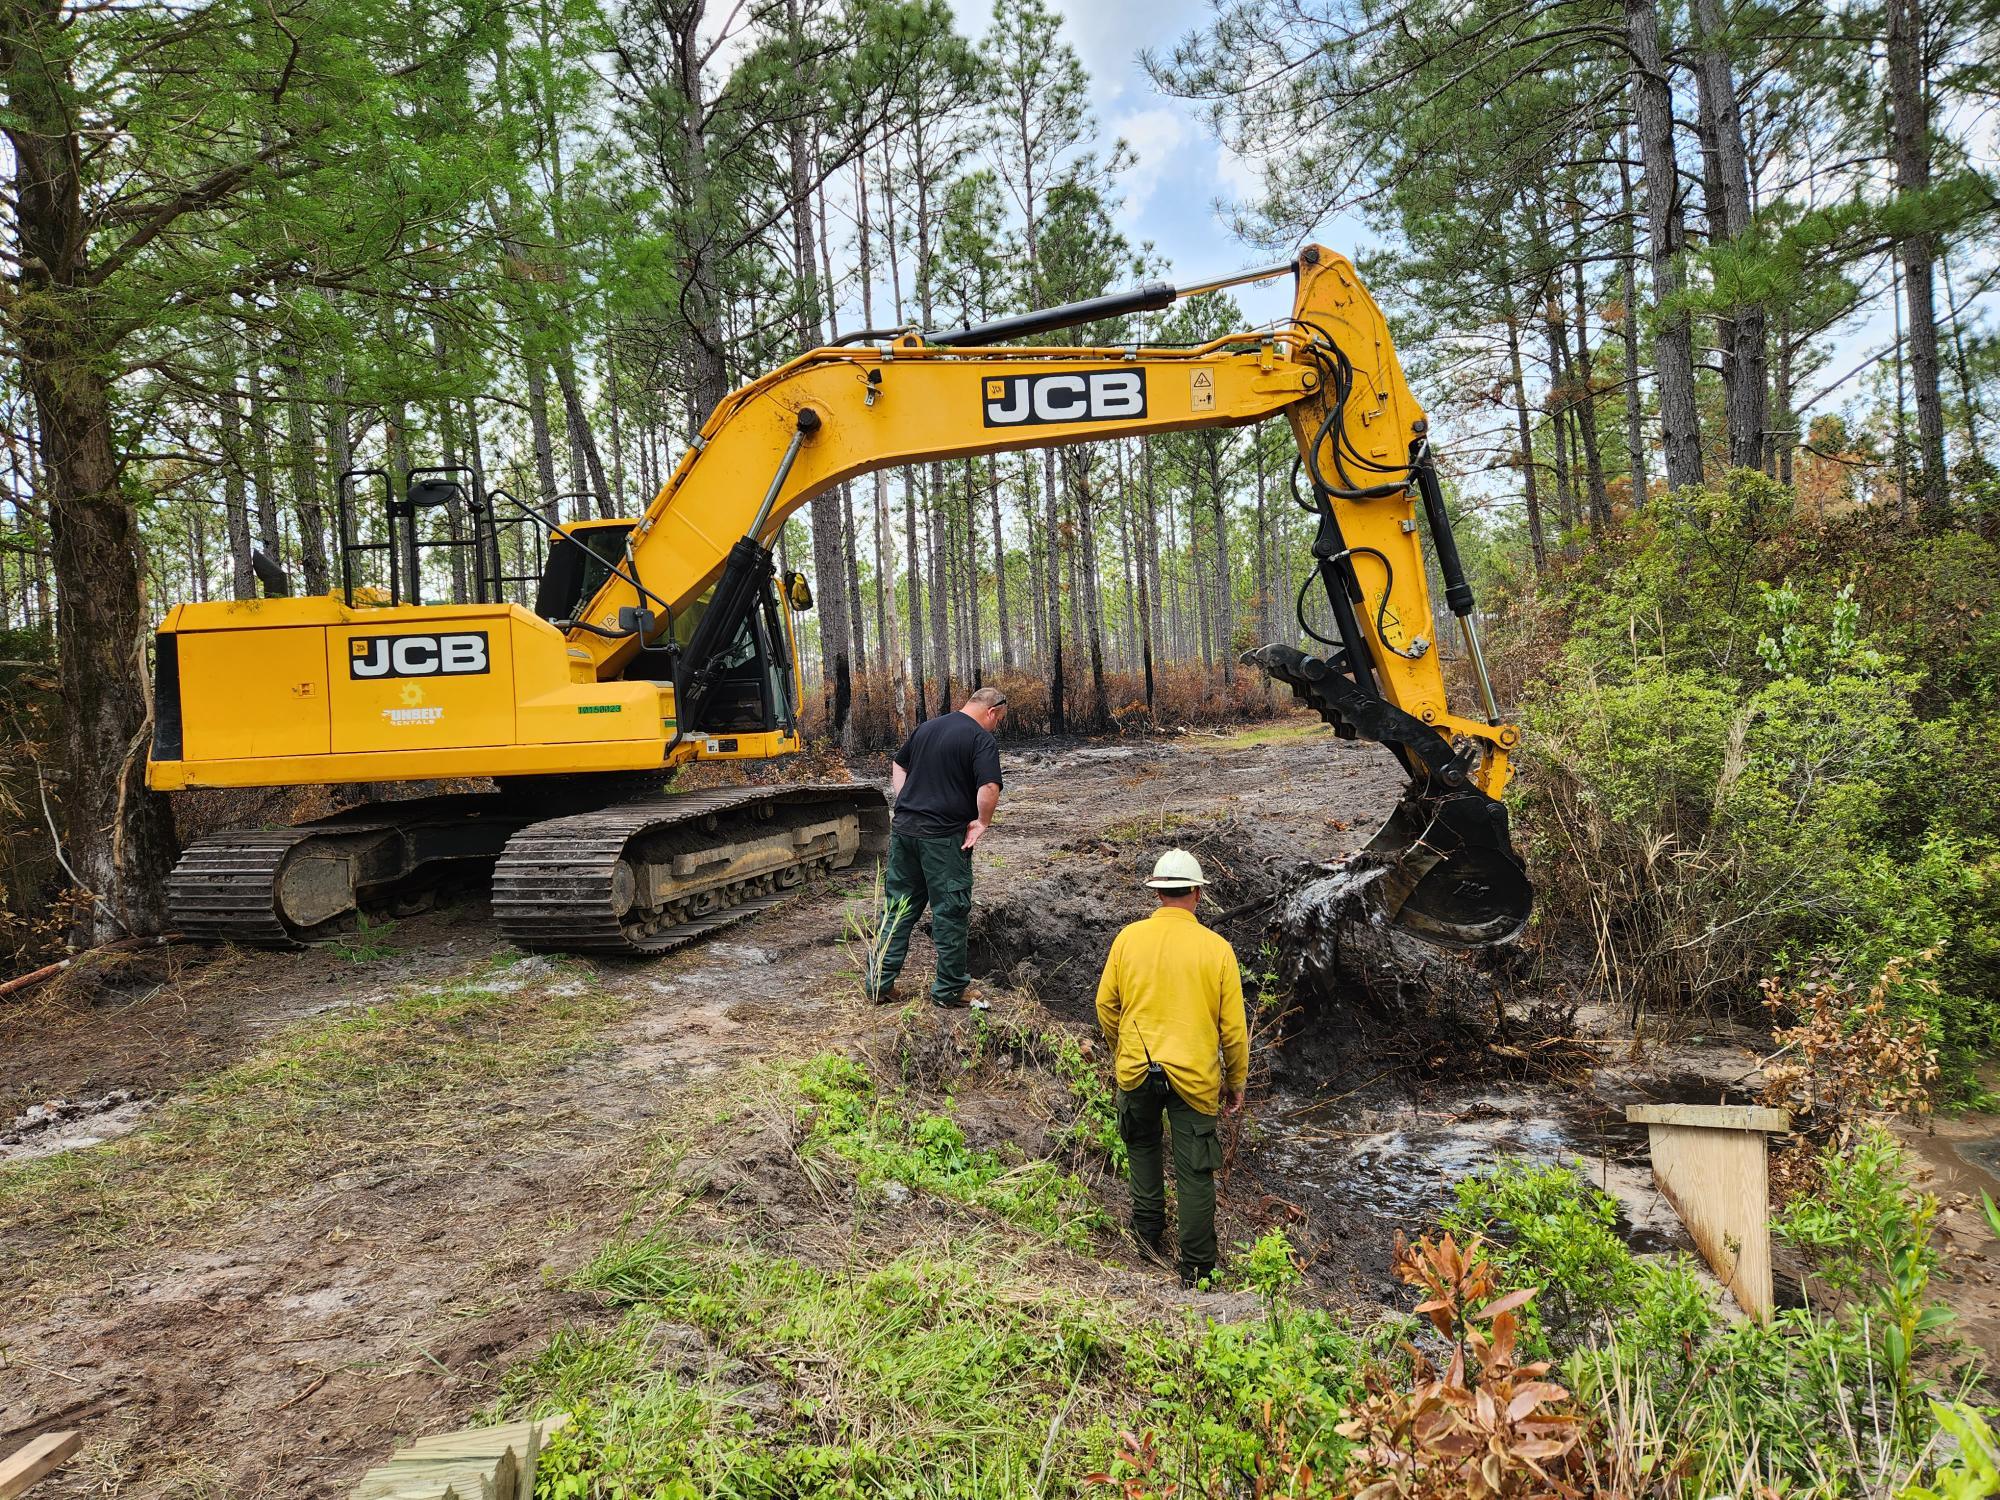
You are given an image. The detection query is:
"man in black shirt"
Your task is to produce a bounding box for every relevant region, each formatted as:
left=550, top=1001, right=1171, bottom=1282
left=870, top=686, right=1007, bottom=1008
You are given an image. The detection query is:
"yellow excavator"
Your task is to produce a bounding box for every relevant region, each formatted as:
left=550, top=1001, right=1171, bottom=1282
left=146, top=246, right=1530, bottom=955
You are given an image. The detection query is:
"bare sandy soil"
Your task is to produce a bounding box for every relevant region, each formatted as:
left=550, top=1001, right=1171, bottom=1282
left=2, top=725, right=1994, bottom=1495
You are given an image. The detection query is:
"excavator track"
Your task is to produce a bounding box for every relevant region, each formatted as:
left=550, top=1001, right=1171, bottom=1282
left=168, top=795, right=536, bottom=948
left=491, top=781, right=889, bottom=957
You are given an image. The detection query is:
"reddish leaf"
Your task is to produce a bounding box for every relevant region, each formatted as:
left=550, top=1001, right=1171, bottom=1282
left=1475, top=1286, right=1538, bottom=1321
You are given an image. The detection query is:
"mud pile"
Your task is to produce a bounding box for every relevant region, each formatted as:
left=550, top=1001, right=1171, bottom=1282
left=969, top=813, right=1303, bottom=1020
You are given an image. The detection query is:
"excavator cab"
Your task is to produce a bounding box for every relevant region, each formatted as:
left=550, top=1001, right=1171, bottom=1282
left=533, top=520, right=637, bottom=625
left=665, top=576, right=804, bottom=739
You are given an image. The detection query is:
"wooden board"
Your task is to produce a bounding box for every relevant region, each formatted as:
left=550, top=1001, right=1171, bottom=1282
left=352, top=1457, right=510, bottom=1500
left=351, top=1412, right=573, bottom=1500
left=401, top=1420, right=534, bottom=1500
left=1626, top=1103, right=1791, bottom=1133
left=0, top=1431, right=82, bottom=1500
left=1637, top=1117, right=1776, bottom=1321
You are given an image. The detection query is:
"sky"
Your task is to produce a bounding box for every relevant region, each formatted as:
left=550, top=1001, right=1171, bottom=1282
left=939, top=0, right=1320, bottom=328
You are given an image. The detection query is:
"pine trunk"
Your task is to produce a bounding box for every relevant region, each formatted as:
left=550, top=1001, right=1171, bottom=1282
left=524, top=355, right=560, bottom=524
left=219, top=381, right=255, bottom=600
left=989, top=460, right=1012, bottom=671
left=1693, top=0, right=1768, bottom=471
left=1619, top=135, right=1650, bottom=507
left=1626, top=0, right=1705, bottom=491
left=1502, top=294, right=1549, bottom=570
left=555, top=355, right=614, bottom=519
left=1886, top=0, right=1948, bottom=513
left=3, top=0, right=178, bottom=937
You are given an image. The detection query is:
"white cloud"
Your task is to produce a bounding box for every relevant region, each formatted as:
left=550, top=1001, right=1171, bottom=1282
left=1213, top=144, right=1265, bottom=205
left=1111, top=106, right=1193, bottom=217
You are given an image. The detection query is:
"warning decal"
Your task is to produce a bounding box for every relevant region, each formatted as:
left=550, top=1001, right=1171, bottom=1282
left=1190, top=367, right=1216, bottom=412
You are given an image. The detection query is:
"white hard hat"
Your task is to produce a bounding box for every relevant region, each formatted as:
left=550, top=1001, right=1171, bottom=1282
left=1145, top=849, right=1207, bottom=889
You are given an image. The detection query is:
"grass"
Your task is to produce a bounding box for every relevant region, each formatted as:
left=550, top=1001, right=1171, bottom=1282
left=1098, top=809, right=1200, bottom=844
left=504, top=1216, right=1378, bottom=1500
left=488, top=1045, right=1388, bottom=1500
left=512, top=1233, right=1132, bottom=1498
left=0, top=954, right=626, bottom=1275
left=796, top=1054, right=1108, bottom=1250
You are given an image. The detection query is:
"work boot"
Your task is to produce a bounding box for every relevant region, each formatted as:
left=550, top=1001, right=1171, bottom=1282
left=932, top=986, right=990, bottom=1012
left=1179, top=1263, right=1216, bottom=1290
left=867, top=983, right=899, bottom=1005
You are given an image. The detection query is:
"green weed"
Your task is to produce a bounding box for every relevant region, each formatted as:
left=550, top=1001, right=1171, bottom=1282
left=839, top=861, right=909, bottom=1000
left=796, top=1055, right=1106, bottom=1249
left=1902, top=1401, right=2000, bottom=1500
left=1048, top=1033, right=1126, bottom=1173
left=328, top=911, right=399, bottom=963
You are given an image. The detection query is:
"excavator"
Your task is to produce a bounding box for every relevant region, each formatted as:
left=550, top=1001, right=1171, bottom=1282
left=146, top=245, right=1531, bottom=956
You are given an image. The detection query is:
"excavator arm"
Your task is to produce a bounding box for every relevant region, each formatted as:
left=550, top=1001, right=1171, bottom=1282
left=574, top=245, right=1529, bottom=944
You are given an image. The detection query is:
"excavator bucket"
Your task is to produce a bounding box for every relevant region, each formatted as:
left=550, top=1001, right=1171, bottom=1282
left=1349, top=788, right=1533, bottom=948
left=1243, top=643, right=1531, bottom=949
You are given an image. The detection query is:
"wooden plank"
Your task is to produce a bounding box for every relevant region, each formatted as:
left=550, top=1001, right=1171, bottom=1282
left=1625, top=1103, right=1791, bottom=1133
left=353, top=1412, right=572, bottom=1500
left=352, top=1458, right=507, bottom=1500
left=401, top=1419, right=539, bottom=1500
left=1644, top=1120, right=1775, bottom=1321
left=0, top=1431, right=82, bottom=1500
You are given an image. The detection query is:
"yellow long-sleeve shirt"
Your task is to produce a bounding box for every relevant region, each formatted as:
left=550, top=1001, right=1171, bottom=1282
left=1094, top=906, right=1248, bottom=1117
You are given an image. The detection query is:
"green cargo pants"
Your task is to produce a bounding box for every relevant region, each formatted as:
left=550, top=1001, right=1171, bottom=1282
left=873, top=832, right=973, bottom=1004
left=1117, top=1072, right=1221, bottom=1280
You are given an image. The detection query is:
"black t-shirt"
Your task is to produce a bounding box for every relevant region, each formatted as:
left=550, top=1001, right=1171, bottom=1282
left=891, top=711, right=1003, bottom=839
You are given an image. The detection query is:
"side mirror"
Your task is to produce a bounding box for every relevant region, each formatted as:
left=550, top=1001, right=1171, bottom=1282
left=785, top=571, right=815, bottom=611
left=407, top=478, right=463, bottom=510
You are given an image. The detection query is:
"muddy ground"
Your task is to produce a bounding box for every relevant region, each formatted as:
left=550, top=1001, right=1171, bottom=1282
left=2, top=724, right=1996, bottom=1495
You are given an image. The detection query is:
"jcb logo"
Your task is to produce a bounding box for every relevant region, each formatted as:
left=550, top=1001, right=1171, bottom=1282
left=982, top=370, right=1146, bottom=427
left=349, top=632, right=490, bottom=680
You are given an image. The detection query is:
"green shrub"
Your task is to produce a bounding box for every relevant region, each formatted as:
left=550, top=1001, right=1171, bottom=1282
left=1442, top=1158, right=1638, bottom=1346
left=1776, top=1125, right=1956, bottom=1416
left=1502, top=485, right=2000, bottom=1087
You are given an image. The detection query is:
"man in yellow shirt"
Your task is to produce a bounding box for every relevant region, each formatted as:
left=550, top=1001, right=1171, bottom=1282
left=1094, top=849, right=1249, bottom=1286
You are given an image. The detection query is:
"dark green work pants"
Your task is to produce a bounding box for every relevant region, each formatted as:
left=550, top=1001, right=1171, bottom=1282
left=1117, top=1072, right=1221, bottom=1279
left=874, top=832, right=973, bottom=1003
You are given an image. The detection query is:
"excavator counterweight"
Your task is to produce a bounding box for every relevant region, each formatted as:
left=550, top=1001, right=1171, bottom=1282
left=147, top=245, right=1531, bottom=955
